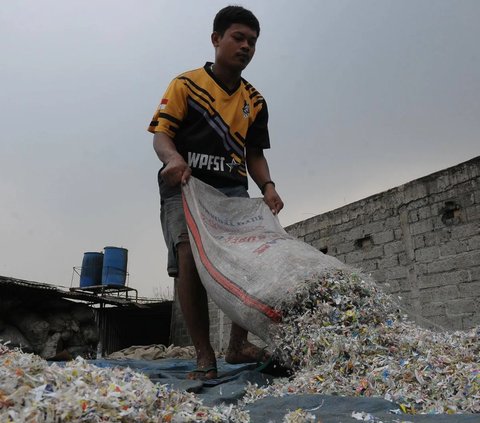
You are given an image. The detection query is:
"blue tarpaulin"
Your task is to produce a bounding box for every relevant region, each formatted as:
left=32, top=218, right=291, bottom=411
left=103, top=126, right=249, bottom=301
left=80, top=358, right=480, bottom=422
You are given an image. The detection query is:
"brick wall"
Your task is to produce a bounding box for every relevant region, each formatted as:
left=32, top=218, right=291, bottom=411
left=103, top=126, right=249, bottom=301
left=285, top=156, right=480, bottom=331
left=170, top=282, right=262, bottom=352
left=169, top=283, right=191, bottom=347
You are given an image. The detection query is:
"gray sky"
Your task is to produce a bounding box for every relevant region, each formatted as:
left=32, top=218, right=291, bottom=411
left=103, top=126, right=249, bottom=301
left=1, top=0, right=479, bottom=298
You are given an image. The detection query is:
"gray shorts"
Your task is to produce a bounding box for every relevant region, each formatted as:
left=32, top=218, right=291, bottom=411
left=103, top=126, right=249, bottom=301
left=160, top=185, right=249, bottom=277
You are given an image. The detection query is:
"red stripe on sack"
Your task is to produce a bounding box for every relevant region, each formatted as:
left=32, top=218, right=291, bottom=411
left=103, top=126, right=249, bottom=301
left=161, top=99, right=168, bottom=104
left=183, top=195, right=281, bottom=322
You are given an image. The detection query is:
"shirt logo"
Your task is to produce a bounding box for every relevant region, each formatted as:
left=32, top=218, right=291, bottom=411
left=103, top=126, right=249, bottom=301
left=242, top=100, right=250, bottom=118
left=226, top=158, right=241, bottom=172
left=159, top=99, right=168, bottom=110
left=188, top=152, right=225, bottom=171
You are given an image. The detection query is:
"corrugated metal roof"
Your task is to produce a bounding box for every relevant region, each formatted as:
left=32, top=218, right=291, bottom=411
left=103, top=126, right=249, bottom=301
left=0, top=275, right=157, bottom=307
left=0, top=275, right=58, bottom=291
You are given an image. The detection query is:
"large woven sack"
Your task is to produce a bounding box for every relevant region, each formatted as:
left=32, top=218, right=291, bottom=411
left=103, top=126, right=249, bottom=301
left=182, top=177, right=350, bottom=344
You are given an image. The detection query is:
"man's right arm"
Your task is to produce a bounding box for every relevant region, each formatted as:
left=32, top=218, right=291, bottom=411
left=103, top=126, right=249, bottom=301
left=153, top=132, right=191, bottom=186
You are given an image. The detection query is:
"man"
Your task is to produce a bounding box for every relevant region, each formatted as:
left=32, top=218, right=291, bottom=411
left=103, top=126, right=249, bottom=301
left=148, top=6, right=283, bottom=380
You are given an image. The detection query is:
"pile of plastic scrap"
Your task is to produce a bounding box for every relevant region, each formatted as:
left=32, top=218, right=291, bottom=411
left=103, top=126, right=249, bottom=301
left=246, top=270, right=480, bottom=415
left=0, top=342, right=249, bottom=422
left=3, top=269, right=480, bottom=421
left=278, top=408, right=318, bottom=422
left=104, top=344, right=198, bottom=360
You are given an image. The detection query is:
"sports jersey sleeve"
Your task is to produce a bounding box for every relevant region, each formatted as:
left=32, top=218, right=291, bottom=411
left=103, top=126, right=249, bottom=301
left=245, top=100, right=270, bottom=149
left=147, top=78, right=188, bottom=138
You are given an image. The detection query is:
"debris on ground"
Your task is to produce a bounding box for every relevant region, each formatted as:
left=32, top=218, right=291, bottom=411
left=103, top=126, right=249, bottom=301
left=248, top=270, right=480, bottom=414
left=0, top=342, right=249, bottom=422
left=2, top=270, right=480, bottom=421
left=104, top=344, right=198, bottom=360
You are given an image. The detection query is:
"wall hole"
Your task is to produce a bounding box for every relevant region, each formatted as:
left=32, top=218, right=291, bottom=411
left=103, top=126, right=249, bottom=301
left=319, top=247, right=328, bottom=254
left=355, top=235, right=373, bottom=251
left=442, top=201, right=461, bottom=224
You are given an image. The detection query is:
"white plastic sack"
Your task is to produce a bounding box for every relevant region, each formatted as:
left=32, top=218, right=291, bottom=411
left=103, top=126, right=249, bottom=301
left=182, top=177, right=350, bottom=344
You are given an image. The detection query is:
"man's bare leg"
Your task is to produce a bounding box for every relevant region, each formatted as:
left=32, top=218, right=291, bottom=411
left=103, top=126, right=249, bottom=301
left=225, top=322, right=270, bottom=364
left=177, top=241, right=217, bottom=379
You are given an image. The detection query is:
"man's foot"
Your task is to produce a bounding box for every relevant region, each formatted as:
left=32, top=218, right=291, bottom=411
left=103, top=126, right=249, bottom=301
left=225, top=340, right=270, bottom=365
left=186, top=354, right=217, bottom=380
left=187, top=366, right=217, bottom=380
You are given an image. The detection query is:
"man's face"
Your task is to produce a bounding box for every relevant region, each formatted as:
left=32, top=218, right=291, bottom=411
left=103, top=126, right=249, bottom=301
left=212, top=23, right=258, bottom=71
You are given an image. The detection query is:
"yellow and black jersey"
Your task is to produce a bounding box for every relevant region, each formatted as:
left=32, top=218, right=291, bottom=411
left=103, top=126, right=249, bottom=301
left=148, top=62, right=270, bottom=199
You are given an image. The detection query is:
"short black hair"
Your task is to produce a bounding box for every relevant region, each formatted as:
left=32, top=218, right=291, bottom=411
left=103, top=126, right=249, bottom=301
left=213, top=5, right=260, bottom=37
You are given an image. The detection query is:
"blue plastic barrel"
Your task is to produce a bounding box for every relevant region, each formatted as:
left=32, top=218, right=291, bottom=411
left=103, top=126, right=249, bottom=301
left=80, top=252, right=104, bottom=287
left=102, top=247, right=128, bottom=286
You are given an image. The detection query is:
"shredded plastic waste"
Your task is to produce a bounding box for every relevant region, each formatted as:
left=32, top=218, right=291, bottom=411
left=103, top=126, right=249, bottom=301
left=3, top=270, right=480, bottom=421
left=245, top=270, right=480, bottom=415
left=0, top=342, right=249, bottom=422
left=277, top=408, right=316, bottom=422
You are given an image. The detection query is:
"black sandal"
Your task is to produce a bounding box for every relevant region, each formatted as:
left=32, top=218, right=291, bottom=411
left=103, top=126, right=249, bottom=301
left=253, top=347, right=291, bottom=377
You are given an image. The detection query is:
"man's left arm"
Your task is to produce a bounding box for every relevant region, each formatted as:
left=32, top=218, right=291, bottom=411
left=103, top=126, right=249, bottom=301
left=246, top=146, right=284, bottom=214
